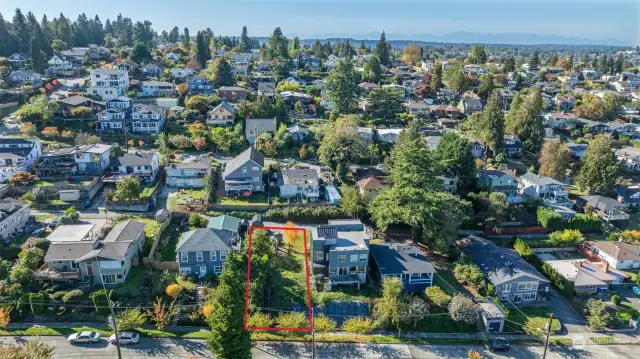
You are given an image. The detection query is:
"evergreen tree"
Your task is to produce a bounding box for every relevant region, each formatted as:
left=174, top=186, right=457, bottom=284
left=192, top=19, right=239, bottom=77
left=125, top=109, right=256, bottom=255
left=239, top=26, right=250, bottom=52
left=576, top=134, right=620, bottom=194
left=503, top=56, right=516, bottom=73
left=169, top=26, right=180, bottom=43
left=374, top=30, right=390, bottom=66
left=27, top=12, right=51, bottom=57
left=479, top=90, right=504, bottom=155
left=266, top=27, right=288, bottom=59
left=12, top=9, right=30, bottom=53
left=195, top=31, right=210, bottom=65
left=546, top=54, right=558, bottom=67
left=528, top=50, right=540, bottom=68
left=606, top=56, right=615, bottom=75
left=505, top=93, right=524, bottom=134
left=55, top=14, right=72, bottom=46
left=182, top=27, right=190, bottom=49
left=443, top=63, right=468, bottom=94
left=29, top=37, right=45, bottom=73
left=104, top=19, right=114, bottom=35
left=614, top=53, right=624, bottom=74
left=289, top=36, right=300, bottom=57
left=204, top=58, right=235, bottom=86
left=325, top=59, right=360, bottom=115
left=91, top=15, right=104, bottom=45
left=367, top=87, right=403, bottom=120
left=567, top=55, right=574, bottom=70
left=597, top=55, right=608, bottom=74
left=357, top=41, right=368, bottom=55
left=40, top=15, right=54, bottom=49
left=477, top=74, right=494, bottom=99
left=435, top=131, right=476, bottom=191
left=363, top=55, right=382, bottom=83
left=0, top=13, right=18, bottom=56
left=509, top=87, right=544, bottom=154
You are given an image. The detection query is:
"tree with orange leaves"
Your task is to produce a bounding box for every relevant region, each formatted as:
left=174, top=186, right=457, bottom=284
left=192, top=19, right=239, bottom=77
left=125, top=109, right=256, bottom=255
left=193, top=137, right=207, bottom=151
left=0, top=306, right=11, bottom=328
left=283, top=221, right=302, bottom=251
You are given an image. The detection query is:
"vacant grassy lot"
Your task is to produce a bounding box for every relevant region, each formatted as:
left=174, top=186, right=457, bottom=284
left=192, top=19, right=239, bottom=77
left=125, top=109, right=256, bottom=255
left=219, top=193, right=268, bottom=206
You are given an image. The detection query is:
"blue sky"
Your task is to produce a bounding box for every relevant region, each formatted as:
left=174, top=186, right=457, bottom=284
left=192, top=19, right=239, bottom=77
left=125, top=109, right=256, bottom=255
left=0, top=0, right=637, bottom=44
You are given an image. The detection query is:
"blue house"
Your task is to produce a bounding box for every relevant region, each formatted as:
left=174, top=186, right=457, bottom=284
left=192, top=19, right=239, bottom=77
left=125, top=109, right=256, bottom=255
left=369, top=243, right=436, bottom=293
left=176, top=228, right=238, bottom=278
left=187, top=76, right=214, bottom=95
left=141, top=63, right=163, bottom=77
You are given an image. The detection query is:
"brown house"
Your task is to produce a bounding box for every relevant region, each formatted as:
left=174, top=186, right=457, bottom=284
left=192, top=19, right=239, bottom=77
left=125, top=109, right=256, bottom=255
left=357, top=176, right=389, bottom=201
left=430, top=104, right=460, bottom=119
left=217, top=86, right=248, bottom=102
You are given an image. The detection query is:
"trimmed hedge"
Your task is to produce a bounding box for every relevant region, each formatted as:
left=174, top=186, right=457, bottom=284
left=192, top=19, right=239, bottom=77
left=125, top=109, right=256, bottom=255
left=264, top=206, right=347, bottom=222
left=89, top=289, right=111, bottom=316
left=513, top=238, right=574, bottom=298
left=564, top=214, right=601, bottom=232
left=537, top=206, right=562, bottom=230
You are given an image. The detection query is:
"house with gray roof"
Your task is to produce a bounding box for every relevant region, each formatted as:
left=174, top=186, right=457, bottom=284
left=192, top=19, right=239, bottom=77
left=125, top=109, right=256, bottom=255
left=141, top=63, right=163, bottom=77
left=245, top=118, right=277, bottom=144
left=140, top=80, right=175, bottom=97
left=577, top=195, right=629, bottom=222
left=277, top=168, right=319, bottom=201
left=519, top=172, right=570, bottom=208
left=312, top=219, right=371, bottom=289
left=37, top=220, right=146, bottom=287
left=131, top=104, right=165, bottom=134
left=477, top=168, right=519, bottom=198
left=166, top=156, right=212, bottom=188
left=206, top=102, right=237, bottom=126
left=369, top=243, right=436, bottom=293
left=176, top=228, right=236, bottom=277
left=108, top=151, right=160, bottom=184
left=456, top=236, right=550, bottom=305
left=542, top=259, right=626, bottom=294
left=222, top=147, right=265, bottom=195
left=9, top=69, right=42, bottom=87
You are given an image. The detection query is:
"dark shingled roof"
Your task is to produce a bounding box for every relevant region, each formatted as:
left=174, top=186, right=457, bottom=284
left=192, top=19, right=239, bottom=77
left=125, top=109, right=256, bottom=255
left=103, top=219, right=146, bottom=243
left=223, top=147, right=264, bottom=178
left=112, top=152, right=156, bottom=167
left=176, top=228, right=233, bottom=253
left=370, top=243, right=435, bottom=276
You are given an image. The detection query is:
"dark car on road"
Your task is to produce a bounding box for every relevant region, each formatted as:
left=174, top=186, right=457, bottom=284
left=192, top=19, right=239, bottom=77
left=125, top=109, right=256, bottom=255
left=485, top=338, right=510, bottom=352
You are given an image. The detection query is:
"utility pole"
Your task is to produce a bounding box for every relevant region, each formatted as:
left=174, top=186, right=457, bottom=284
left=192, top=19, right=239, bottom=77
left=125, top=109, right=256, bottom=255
left=98, top=261, right=122, bottom=359
left=542, top=312, right=554, bottom=359
left=311, top=307, right=316, bottom=359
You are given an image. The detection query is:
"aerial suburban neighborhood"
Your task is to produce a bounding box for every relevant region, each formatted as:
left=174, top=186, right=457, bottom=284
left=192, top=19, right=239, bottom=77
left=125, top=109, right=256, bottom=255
left=0, top=2, right=639, bottom=358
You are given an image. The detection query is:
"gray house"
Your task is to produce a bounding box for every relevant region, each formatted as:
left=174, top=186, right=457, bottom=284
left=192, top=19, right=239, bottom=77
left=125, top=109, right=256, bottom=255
left=223, top=146, right=265, bottom=195
left=369, top=243, right=436, bottom=293
left=166, top=157, right=212, bottom=188
left=456, top=236, right=550, bottom=305
left=245, top=118, right=277, bottom=144
left=312, top=219, right=370, bottom=290
left=176, top=228, right=236, bottom=277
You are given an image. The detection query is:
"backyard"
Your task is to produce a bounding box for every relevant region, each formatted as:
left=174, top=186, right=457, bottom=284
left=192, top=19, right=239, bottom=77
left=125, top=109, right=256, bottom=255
left=219, top=193, right=269, bottom=206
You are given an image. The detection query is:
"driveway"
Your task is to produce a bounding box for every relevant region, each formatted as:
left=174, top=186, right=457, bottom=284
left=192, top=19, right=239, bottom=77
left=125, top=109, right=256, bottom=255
left=616, top=286, right=640, bottom=310
left=547, top=289, right=587, bottom=333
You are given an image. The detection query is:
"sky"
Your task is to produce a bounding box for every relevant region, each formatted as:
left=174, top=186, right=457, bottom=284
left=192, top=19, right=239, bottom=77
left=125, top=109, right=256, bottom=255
left=0, top=0, right=638, bottom=44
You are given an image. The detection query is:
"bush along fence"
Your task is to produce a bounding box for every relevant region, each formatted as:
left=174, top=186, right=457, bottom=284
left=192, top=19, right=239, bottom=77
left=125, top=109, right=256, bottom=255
left=537, top=207, right=601, bottom=232
left=142, top=213, right=178, bottom=270
left=513, top=238, right=575, bottom=298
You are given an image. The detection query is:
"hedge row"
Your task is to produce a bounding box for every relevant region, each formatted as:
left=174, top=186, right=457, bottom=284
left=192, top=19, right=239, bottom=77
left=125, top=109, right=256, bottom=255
left=264, top=206, right=347, bottom=222
left=513, top=239, right=574, bottom=298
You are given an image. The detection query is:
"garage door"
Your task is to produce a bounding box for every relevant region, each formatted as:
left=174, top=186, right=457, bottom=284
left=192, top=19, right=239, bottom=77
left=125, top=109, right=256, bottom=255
left=488, top=321, right=501, bottom=332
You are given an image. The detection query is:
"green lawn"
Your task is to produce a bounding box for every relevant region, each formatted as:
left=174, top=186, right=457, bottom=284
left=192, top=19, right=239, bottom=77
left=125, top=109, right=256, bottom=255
left=503, top=307, right=561, bottom=333
left=0, top=325, right=211, bottom=340
left=219, top=193, right=268, bottom=206
left=158, top=218, right=183, bottom=261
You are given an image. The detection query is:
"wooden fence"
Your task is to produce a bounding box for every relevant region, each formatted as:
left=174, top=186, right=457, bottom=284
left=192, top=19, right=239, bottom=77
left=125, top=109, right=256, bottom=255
left=142, top=214, right=178, bottom=271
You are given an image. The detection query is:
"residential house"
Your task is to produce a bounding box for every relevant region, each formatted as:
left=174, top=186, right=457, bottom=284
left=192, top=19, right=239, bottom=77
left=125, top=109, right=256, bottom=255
left=616, top=147, right=640, bottom=170
left=231, top=60, right=249, bottom=77
left=566, top=142, right=589, bottom=160
left=477, top=168, right=519, bottom=197
left=404, top=101, right=431, bottom=117
left=96, top=96, right=132, bottom=132
left=615, top=184, right=640, bottom=208
left=257, top=82, right=276, bottom=97
left=257, top=60, right=271, bottom=72
left=34, top=144, right=112, bottom=178
left=187, top=76, right=214, bottom=95
left=519, top=172, right=570, bottom=207
left=7, top=53, right=28, bottom=67
left=131, top=104, right=165, bottom=134
left=217, top=86, right=248, bottom=102
left=439, top=175, right=458, bottom=194
left=37, top=220, right=146, bottom=287
left=558, top=73, right=580, bottom=86
left=87, top=69, right=129, bottom=101
left=109, top=151, right=160, bottom=184
left=141, top=63, right=163, bottom=77
left=166, top=52, right=181, bottom=62
left=357, top=176, right=389, bottom=201
left=0, top=198, right=30, bottom=239
left=469, top=138, right=486, bottom=158
left=498, top=89, right=518, bottom=110
left=0, top=138, right=42, bottom=182
left=279, top=91, right=314, bottom=107
left=544, top=259, right=626, bottom=294
left=312, top=220, right=371, bottom=289
left=503, top=135, right=523, bottom=156
left=581, top=70, right=600, bottom=80
left=9, top=70, right=42, bottom=87
left=369, top=243, right=436, bottom=293
left=358, top=82, right=380, bottom=95
left=577, top=118, right=609, bottom=134
left=437, top=88, right=456, bottom=101
left=622, top=72, right=640, bottom=88
left=206, top=102, right=237, bottom=126
left=278, top=168, right=320, bottom=202
left=610, top=81, right=631, bottom=92
left=544, top=112, right=578, bottom=130
left=115, top=59, right=140, bottom=74
left=222, top=147, right=264, bottom=195
left=57, top=95, right=102, bottom=115
left=176, top=228, right=236, bottom=277
left=207, top=215, right=242, bottom=244
left=589, top=241, right=640, bottom=270
left=458, top=97, right=483, bottom=115
left=166, top=157, right=212, bottom=188
left=437, top=118, right=459, bottom=129
left=376, top=128, right=403, bottom=144
left=245, top=118, right=277, bottom=144
left=577, top=195, right=629, bottom=222
left=609, top=122, right=640, bottom=138
left=286, top=125, right=310, bottom=143
left=140, top=81, right=175, bottom=97
left=47, top=54, right=74, bottom=74
left=457, top=236, right=550, bottom=305
left=169, top=68, right=194, bottom=78
left=357, top=127, right=374, bottom=143
left=430, top=104, right=460, bottom=119
left=213, top=50, right=226, bottom=58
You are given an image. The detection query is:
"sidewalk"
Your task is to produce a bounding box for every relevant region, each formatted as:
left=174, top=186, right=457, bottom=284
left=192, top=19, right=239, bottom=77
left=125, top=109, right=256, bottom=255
left=5, top=322, right=208, bottom=334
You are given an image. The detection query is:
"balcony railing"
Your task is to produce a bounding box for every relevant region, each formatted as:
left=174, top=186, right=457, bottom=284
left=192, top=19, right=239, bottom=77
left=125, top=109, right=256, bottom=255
left=602, top=210, right=630, bottom=221
left=330, top=274, right=362, bottom=284
left=35, top=263, right=80, bottom=280
left=553, top=190, right=568, bottom=197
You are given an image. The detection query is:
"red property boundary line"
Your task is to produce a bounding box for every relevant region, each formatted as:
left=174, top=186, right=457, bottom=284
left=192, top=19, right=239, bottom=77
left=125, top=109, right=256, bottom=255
left=243, top=225, right=313, bottom=332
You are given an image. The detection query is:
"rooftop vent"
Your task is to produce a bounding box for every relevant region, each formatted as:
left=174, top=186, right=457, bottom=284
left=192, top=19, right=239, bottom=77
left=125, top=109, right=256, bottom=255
left=505, top=260, right=513, bottom=267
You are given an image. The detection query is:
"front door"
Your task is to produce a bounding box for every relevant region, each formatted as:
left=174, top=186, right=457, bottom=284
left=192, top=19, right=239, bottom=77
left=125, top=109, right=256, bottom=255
left=200, top=266, right=207, bottom=278
left=338, top=268, right=347, bottom=276
left=513, top=294, right=523, bottom=304
left=86, top=264, right=93, bottom=276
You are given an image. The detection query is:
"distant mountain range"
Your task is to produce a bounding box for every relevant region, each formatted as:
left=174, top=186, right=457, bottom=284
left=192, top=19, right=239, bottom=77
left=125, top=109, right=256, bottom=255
left=294, top=31, right=630, bottom=47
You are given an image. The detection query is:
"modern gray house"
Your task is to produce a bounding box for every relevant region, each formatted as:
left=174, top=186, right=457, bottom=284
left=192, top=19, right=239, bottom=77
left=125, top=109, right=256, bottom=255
left=311, top=219, right=370, bottom=290
left=369, top=243, right=436, bottom=293
left=456, top=236, right=550, bottom=306
left=175, top=228, right=239, bottom=277
left=222, top=146, right=265, bottom=195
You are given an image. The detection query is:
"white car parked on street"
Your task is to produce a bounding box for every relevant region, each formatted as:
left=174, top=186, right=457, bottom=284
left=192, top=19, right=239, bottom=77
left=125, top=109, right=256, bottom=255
left=109, top=332, right=140, bottom=345
left=68, top=331, right=101, bottom=344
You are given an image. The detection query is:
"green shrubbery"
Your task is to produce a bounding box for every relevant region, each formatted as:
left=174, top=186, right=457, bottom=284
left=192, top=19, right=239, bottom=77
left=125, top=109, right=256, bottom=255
left=265, top=206, right=346, bottom=222
left=89, top=289, right=111, bottom=316
left=425, top=286, right=452, bottom=308
left=513, top=239, right=574, bottom=298
left=537, top=206, right=562, bottom=230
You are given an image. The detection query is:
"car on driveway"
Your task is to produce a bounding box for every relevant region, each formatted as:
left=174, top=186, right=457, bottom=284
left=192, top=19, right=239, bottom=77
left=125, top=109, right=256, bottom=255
left=485, top=338, right=510, bottom=352
left=68, top=331, right=101, bottom=344
left=109, top=332, right=140, bottom=345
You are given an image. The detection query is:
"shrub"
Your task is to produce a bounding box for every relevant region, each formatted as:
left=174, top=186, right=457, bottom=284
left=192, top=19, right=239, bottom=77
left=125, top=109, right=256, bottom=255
left=170, top=134, right=192, bottom=149
left=89, top=289, right=111, bottom=316
left=448, top=295, right=480, bottom=325
left=165, top=284, right=183, bottom=298
left=29, top=292, right=46, bottom=315
left=342, top=317, right=374, bottom=334
left=313, top=314, right=337, bottom=333
left=585, top=299, right=610, bottom=330
left=7, top=171, right=38, bottom=186
left=21, top=237, right=50, bottom=251
left=264, top=207, right=347, bottom=222
left=453, top=263, right=486, bottom=290
left=514, top=238, right=574, bottom=298
left=51, top=291, right=68, bottom=300
left=62, top=289, right=85, bottom=304
left=18, top=247, right=45, bottom=270
left=523, top=316, right=561, bottom=335
left=425, top=286, right=452, bottom=308
left=10, top=264, right=34, bottom=284
left=41, top=127, right=60, bottom=138
left=276, top=312, right=308, bottom=336
left=70, top=106, right=92, bottom=117
left=537, top=206, right=562, bottom=230
left=549, top=229, right=584, bottom=247
left=247, top=312, right=274, bottom=332
left=188, top=214, right=208, bottom=228
left=611, top=295, right=621, bottom=306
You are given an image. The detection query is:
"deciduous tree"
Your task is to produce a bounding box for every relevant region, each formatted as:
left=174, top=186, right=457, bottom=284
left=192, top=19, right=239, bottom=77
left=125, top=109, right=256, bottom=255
left=114, top=308, right=147, bottom=331
left=538, top=140, right=571, bottom=181
left=114, top=176, right=141, bottom=200
left=576, top=134, right=620, bottom=194
left=318, top=116, right=367, bottom=171
left=448, top=295, right=480, bottom=326
left=401, top=44, right=422, bottom=65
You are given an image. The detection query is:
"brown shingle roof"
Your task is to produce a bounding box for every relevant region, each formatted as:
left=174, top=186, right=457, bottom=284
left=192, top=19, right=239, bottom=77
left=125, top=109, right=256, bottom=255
left=357, top=176, right=388, bottom=190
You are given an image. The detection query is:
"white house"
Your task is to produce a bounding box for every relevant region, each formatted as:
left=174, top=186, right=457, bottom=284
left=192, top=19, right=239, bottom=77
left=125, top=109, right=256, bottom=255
left=169, top=68, right=194, bottom=78
left=0, top=138, right=42, bottom=183
left=166, top=157, right=212, bottom=188
left=166, top=52, right=181, bottom=62
left=111, top=151, right=160, bottom=184
left=277, top=168, right=319, bottom=202
left=376, top=128, right=403, bottom=143
left=590, top=241, right=640, bottom=270
left=0, top=198, right=30, bottom=239
left=140, top=81, right=175, bottom=97
left=87, top=69, right=130, bottom=101
left=131, top=104, right=165, bottom=134
left=519, top=172, right=570, bottom=207
left=47, top=54, right=74, bottom=74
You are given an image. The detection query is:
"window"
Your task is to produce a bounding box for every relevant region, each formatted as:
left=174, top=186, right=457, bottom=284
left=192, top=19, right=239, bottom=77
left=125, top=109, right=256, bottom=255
left=180, top=267, right=191, bottom=274
left=252, top=167, right=260, bottom=171
left=196, top=252, right=203, bottom=262
left=210, top=251, right=217, bottom=261
left=401, top=273, right=409, bottom=280
left=502, top=283, right=511, bottom=293
left=180, top=252, right=188, bottom=262
left=359, top=254, right=368, bottom=261
left=214, top=266, right=223, bottom=274
left=337, top=255, right=346, bottom=263
left=357, top=265, right=365, bottom=272
left=523, top=292, right=537, bottom=301
left=329, top=267, right=338, bottom=274
left=411, top=273, right=421, bottom=278
left=102, top=274, right=116, bottom=284
left=350, top=254, right=358, bottom=262
left=314, top=251, right=324, bottom=260
left=242, top=167, right=247, bottom=174
left=517, top=282, right=538, bottom=292
left=253, top=177, right=260, bottom=182
left=117, top=274, right=123, bottom=279
left=348, top=266, right=357, bottom=274
left=220, top=251, right=227, bottom=260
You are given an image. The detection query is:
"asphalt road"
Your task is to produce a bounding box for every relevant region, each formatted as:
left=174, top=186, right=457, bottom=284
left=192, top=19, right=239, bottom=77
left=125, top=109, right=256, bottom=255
left=0, top=336, right=638, bottom=359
